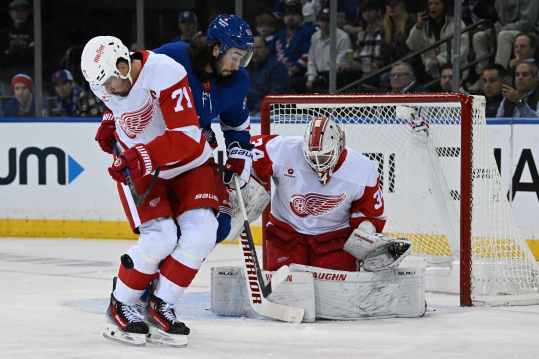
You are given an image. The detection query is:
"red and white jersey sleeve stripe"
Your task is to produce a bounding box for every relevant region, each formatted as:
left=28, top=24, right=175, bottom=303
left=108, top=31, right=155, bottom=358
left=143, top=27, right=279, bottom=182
left=349, top=175, right=386, bottom=232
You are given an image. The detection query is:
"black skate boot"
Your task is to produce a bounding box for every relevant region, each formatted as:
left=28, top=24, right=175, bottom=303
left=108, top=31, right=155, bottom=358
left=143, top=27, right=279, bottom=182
left=103, top=293, right=149, bottom=346
left=147, top=294, right=190, bottom=347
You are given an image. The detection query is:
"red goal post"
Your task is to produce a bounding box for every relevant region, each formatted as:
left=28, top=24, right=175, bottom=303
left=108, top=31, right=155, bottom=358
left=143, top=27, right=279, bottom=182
left=259, top=93, right=539, bottom=307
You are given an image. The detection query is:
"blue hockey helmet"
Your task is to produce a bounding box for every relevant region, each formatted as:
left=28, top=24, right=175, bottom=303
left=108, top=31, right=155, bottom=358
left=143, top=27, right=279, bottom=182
left=207, top=14, right=254, bottom=67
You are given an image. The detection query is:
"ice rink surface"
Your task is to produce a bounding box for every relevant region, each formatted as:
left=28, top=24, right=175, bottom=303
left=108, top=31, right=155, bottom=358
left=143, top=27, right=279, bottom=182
left=1, top=238, right=539, bottom=359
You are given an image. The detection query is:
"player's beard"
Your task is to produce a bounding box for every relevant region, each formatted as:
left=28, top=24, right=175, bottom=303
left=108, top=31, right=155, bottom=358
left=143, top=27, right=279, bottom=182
left=214, top=58, right=234, bottom=82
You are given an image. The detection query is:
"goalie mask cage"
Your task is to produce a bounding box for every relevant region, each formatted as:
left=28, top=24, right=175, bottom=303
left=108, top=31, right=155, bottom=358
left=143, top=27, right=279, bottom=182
left=259, top=93, right=539, bottom=306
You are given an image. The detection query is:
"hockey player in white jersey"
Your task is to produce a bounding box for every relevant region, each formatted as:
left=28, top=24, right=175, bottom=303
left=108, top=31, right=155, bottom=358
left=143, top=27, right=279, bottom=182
left=81, top=36, right=226, bottom=346
left=212, top=116, right=422, bottom=320
left=248, top=116, right=411, bottom=273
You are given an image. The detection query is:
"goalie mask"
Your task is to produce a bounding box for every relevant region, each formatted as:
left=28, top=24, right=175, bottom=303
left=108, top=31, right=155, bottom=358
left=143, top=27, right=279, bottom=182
left=80, top=36, right=132, bottom=87
left=303, top=116, right=345, bottom=184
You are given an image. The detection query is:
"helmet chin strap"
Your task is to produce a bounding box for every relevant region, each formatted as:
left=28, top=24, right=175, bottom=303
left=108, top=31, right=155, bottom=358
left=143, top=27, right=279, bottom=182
left=125, top=72, right=133, bottom=85
left=123, top=60, right=133, bottom=85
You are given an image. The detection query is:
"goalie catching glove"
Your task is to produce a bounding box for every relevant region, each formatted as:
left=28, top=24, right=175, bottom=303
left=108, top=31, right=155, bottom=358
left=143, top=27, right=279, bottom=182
left=396, top=105, right=429, bottom=140
left=344, top=221, right=412, bottom=272
left=223, top=141, right=253, bottom=189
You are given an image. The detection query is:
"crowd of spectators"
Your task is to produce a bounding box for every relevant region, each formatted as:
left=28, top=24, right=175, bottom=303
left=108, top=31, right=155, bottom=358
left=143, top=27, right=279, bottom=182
left=2, top=0, right=539, bottom=118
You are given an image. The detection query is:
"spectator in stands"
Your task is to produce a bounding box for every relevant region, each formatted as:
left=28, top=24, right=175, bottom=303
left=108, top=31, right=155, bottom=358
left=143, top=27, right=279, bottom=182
left=389, top=61, right=418, bottom=93
left=272, top=0, right=315, bottom=92
left=438, top=63, right=466, bottom=92
left=481, top=63, right=505, bottom=117
left=346, top=0, right=384, bottom=76
left=255, top=13, right=280, bottom=47
left=341, top=0, right=361, bottom=26
left=172, top=10, right=203, bottom=45
left=273, top=0, right=321, bottom=22
left=306, top=7, right=352, bottom=92
left=2, top=73, right=34, bottom=116
left=494, top=1, right=539, bottom=69
left=470, top=0, right=497, bottom=82
left=272, top=0, right=287, bottom=20
left=0, top=0, right=34, bottom=81
left=508, top=32, right=538, bottom=72
left=497, top=61, right=539, bottom=118
left=382, top=0, right=415, bottom=64
left=302, top=0, right=322, bottom=25
left=48, top=69, right=104, bottom=117
left=462, top=0, right=481, bottom=26
left=406, top=0, right=468, bottom=79
left=247, top=36, right=290, bottom=114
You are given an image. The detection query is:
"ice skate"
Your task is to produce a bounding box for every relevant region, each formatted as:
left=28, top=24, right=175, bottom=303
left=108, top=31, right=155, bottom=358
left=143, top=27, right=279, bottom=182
left=102, top=294, right=149, bottom=346
left=146, top=294, right=190, bottom=347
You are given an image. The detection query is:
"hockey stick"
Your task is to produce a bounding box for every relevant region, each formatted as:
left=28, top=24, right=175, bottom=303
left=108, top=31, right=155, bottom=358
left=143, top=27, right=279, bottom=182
left=234, top=175, right=305, bottom=323
left=113, top=143, right=160, bottom=206
left=216, top=150, right=289, bottom=294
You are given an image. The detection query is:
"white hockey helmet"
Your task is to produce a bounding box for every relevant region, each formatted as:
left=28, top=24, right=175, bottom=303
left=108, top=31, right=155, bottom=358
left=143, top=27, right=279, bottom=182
left=303, top=116, right=345, bottom=184
left=80, top=36, right=131, bottom=86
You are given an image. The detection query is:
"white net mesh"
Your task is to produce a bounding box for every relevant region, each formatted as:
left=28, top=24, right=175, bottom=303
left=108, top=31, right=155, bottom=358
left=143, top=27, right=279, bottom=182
left=262, top=94, right=539, bottom=305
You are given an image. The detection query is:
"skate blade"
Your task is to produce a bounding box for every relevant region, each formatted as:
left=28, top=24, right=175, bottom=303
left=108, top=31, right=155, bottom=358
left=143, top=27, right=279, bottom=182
left=103, top=324, right=146, bottom=346
left=147, top=326, right=188, bottom=347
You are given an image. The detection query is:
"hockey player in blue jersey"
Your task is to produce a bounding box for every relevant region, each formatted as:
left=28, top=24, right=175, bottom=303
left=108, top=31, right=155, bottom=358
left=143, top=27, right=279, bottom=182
left=154, top=14, right=254, bottom=242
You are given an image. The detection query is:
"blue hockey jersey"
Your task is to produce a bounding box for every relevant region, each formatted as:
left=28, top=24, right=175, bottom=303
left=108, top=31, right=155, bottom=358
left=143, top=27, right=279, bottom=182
left=154, top=41, right=251, bottom=147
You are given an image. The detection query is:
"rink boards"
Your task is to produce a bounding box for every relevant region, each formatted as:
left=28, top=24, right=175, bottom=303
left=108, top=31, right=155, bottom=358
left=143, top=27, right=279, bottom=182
left=0, top=117, right=538, bottom=260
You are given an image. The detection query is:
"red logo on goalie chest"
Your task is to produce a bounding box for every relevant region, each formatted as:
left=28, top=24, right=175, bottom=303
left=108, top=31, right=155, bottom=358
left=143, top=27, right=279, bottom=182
left=290, top=192, right=346, bottom=217
left=119, top=97, right=154, bottom=138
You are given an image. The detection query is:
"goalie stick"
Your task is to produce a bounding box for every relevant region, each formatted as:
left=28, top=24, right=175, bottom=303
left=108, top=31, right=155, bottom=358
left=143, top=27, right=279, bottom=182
left=113, top=143, right=161, bottom=206
left=233, top=175, right=305, bottom=323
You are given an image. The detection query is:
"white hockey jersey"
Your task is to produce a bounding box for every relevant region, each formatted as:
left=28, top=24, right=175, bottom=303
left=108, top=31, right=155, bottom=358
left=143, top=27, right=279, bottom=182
left=251, top=135, right=386, bottom=236
left=91, top=50, right=212, bottom=179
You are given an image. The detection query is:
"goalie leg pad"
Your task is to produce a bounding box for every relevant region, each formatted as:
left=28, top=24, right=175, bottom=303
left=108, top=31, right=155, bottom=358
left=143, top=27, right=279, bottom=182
left=210, top=265, right=425, bottom=320
left=290, top=264, right=426, bottom=319
left=210, top=266, right=252, bottom=317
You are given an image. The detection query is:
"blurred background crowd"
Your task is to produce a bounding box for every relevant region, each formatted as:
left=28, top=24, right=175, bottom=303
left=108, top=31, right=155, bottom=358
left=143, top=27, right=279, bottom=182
left=1, top=0, right=539, bottom=118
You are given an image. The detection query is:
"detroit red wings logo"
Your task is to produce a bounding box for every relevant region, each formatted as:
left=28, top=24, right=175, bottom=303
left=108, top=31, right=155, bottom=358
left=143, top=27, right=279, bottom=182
left=290, top=193, right=346, bottom=217
left=119, top=97, right=154, bottom=138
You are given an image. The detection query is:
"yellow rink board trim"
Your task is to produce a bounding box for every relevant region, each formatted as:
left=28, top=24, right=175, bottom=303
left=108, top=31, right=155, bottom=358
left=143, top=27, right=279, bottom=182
left=0, top=219, right=263, bottom=244
left=0, top=219, right=538, bottom=261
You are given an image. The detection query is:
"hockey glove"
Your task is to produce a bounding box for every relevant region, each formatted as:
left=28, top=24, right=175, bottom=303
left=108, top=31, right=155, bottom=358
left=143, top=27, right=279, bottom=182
left=95, top=111, right=116, bottom=154
left=223, top=141, right=253, bottom=189
left=202, top=127, right=218, bottom=149
left=108, top=144, right=154, bottom=184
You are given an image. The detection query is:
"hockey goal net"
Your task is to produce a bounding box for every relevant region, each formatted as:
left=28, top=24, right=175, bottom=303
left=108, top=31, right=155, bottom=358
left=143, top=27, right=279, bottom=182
left=259, top=93, right=539, bottom=306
